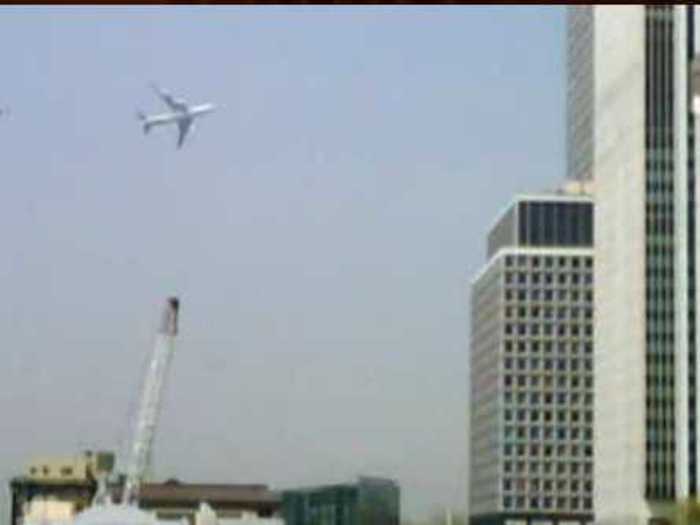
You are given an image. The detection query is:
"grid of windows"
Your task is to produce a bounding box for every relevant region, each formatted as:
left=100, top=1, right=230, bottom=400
left=644, top=5, right=677, bottom=499
left=500, top=253, right=594, bottom=514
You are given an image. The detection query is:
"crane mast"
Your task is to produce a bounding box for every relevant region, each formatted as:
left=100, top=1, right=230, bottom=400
left=121, top=297, right=180, bottom=506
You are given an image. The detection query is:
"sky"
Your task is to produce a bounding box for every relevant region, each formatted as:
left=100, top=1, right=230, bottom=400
left=0, top=6, right=565, bottom=520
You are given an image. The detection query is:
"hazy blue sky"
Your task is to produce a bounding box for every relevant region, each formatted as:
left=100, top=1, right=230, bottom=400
left=0, top=6, right=565, bottom=519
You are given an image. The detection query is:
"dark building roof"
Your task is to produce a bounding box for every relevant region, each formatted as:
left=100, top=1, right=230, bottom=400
left=138, top=481, right=281, bottom=507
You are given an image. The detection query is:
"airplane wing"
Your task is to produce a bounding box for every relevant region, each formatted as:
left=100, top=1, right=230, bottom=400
left=151, top=84, right=188, bottom=112
left=176, top=119, right=192, bottom=149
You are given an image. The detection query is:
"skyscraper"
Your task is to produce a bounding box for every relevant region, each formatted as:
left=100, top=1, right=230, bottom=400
left=567, top=5, right=699, bottom=524
left=468, top=187, right=594, bottom=525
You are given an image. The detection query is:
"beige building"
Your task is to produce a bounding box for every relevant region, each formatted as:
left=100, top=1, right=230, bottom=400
left=10, top=452, right=281, bottom=525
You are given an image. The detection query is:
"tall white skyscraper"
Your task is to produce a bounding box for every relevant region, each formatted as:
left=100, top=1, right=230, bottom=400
left=567, top=6, right=700, bottom=524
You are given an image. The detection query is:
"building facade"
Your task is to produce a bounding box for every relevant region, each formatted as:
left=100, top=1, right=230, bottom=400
left=9, top=453, right=281, bottom=525
left=281, top=477, right=400, bottom=525
left=469, top=192, right=595, bottom=525
left=566, top=5, right=700, bottom=524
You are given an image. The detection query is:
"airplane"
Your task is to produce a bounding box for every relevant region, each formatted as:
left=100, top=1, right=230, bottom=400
left=137, top=85, right=216, bottom=149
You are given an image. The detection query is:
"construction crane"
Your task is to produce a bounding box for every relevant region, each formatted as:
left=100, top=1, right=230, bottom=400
left=121, top=297, right=180, bottom=506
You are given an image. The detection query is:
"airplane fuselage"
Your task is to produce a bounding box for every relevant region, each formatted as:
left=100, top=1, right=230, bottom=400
left=143, top=103, right=215, bottom=127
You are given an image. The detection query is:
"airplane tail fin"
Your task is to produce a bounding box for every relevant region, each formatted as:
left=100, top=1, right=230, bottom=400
left=136, top=111, right=152, bottom=134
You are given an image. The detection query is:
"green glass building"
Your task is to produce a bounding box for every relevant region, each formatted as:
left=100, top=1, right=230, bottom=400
left=281, top=477, right=399, bottom=525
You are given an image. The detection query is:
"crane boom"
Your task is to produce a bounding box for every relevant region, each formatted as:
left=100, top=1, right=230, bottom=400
left=122, top=297, right=180, bottom=506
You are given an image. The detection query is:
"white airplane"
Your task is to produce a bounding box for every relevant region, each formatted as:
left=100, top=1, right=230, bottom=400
left=137, top=85, right=215, bottom=149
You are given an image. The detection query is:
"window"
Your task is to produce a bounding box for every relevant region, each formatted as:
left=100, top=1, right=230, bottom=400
left=61, top=467, right=73, bottom=477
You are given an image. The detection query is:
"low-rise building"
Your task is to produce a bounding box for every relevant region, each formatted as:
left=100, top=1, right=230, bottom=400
left=10, top=453, right=282, bottom=525
left=281, top=477, right=400, bottom=525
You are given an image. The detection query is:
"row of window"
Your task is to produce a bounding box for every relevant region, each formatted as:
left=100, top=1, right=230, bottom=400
left=504, top=390, right=593, bottom=406
left=504, top=459, right=593, bottom=475
left=504, top=340, right=593, bottom=355
left=505, top=357, right=593, bottom=373
left=503, top=495, right=593, bottom=512
left=503, top=477, right=593, bottom=493
left=505, top=272, right=593, bottom=286
left=505, top=323, right=593, bottom=337
left=504, top=255, right=593, bottom=269
left=503, top=442, right=593, bottom=459
left=504, top=425, right=593, bottom=441
left=503, top=374, right=593, bottom=388
left=505, top=305, right=593, bottom=319
left=505, top=288, right=593, bottom=303
left=504, top=409, right=593, bottom=424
